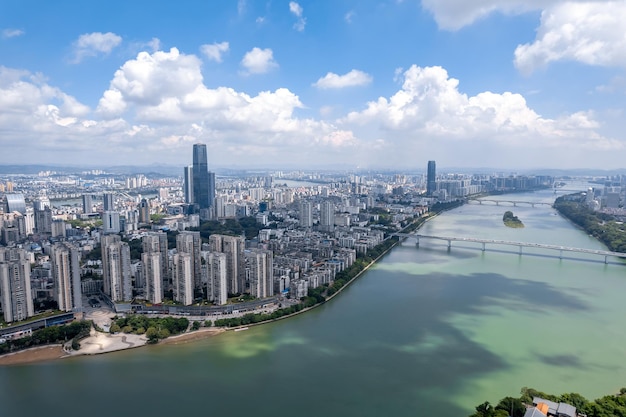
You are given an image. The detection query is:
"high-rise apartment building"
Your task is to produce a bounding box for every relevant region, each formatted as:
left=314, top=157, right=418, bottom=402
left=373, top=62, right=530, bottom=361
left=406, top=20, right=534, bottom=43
left=101, top=234, right=132, bottom=302
left=50, top=242, right=82, bottom=312
left=176, top=231, right=201, bottom=290
left=138, top=199, right=150, bottom=224
left=103, top=193, right=115, bottom=211
left=82, top=194, right=94, bottom=214
left=427, top=160, right=437, bottom=196
left=102, top=211, right=121, bottom=234
left=320, top=200, right=335, bottom=232
left=299, top=201, right=313, bottom=228
left=142, top=252, right=162, bottom=304
left=0, top=248, right=34, bottom=323
left=245, top=249, right=274, bottom=299
left=209, top=234, right=245, bottom=295
left=142, top=232, right=169, bottom=293
left=173, top=252, right=193, bottom=305
left=203, top=251, right=228, bottom=305
left=34, top=206, right=53, bottom=234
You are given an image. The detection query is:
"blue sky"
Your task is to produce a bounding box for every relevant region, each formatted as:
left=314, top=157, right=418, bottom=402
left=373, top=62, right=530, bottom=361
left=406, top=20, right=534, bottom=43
left=1, top=0, right=625, bottom=170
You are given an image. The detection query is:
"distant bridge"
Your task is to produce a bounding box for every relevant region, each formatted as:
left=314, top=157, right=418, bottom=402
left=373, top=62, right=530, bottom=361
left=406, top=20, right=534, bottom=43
left=466, top=199, right=553, bottom=208
left=394, top=233, right=626, bottom=264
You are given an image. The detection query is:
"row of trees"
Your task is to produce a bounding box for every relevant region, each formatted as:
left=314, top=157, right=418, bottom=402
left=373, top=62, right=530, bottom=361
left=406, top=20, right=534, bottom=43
left=554, top=195, right=626, bottom=253
left=110, top=315, right=189, bottom=343
left=0, top=320, right=92, bottom=354
left=470, top=387, right=626, bottom=417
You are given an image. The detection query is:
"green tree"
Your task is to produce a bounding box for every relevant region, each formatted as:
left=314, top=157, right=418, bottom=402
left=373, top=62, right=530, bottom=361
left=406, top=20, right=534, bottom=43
left=145, top=326, right=159, bottom=343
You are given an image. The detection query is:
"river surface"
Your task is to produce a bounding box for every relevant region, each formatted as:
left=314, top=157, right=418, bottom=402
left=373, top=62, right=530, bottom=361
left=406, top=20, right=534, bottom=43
left=2, top=188, right=625, bottom=417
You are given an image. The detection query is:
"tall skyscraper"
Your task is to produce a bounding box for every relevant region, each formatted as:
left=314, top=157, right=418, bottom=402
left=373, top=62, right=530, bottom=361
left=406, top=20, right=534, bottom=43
left=183, top=165, right=194, bottom=204
left=101, top=234, right=132, bottom=302
left=427, top=160, right=437, bottom=196
left=0, top=248, right=34, bottom=323
left=50, top=242, right=82, bottom=312
left=192, top=143, right=210, bottom=209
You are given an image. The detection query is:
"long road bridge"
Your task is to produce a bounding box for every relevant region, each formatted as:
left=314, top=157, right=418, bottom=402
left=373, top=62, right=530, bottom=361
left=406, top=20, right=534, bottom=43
left=466, top=199, right=553, bottom=208
left=394, top=233, right=626, bottom=264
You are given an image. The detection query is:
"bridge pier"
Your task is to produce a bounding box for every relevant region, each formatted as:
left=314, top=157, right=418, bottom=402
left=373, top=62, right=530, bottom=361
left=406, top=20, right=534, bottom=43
left=531, top=203, right=535, bottom=208
left=447, top=240, right=451, bottom=249
left=513, top=202, right=517, bottom=207
left=482, top=242, right=485, bottom=251
left=416, top=237, right=419, bottom=247
left=496, top=202, right=500, bottom=206
left=519, top=245, right=523, bottom=255
left=605, top=255, right=608, bottom=264
left=559, top=249, right=563, bottom=259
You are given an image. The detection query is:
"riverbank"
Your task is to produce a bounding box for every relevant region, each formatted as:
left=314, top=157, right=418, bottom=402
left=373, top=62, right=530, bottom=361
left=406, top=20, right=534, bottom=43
left=0, top=344, right=66, bottom=366
left=0, top=217, right=419, bottom=365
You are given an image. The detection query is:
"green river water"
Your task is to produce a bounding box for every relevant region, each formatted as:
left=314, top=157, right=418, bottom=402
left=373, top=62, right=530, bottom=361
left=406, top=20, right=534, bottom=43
left=1, top=188, right=625, bottom=417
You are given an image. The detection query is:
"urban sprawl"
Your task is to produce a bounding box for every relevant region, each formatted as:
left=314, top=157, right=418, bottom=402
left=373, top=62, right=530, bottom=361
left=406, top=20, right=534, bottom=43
left=1, top=146, right=624, bottom=343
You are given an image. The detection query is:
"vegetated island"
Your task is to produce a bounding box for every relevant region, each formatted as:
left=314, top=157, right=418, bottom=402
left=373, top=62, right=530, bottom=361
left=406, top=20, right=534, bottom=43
left=468, top=386, right=626, bottom=417
left=503, top=211, right=524, bottom=228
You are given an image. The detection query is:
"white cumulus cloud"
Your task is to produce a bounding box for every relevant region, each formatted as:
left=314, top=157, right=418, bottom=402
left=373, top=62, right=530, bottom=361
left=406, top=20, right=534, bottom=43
left=342, top=65, right=615, bottom=150
left=240, top=47, right=278, bottom=74
left=71, top=32, right=122, bottom=63
left=2, top=28, right=24, bottom=39
left=514, top=1, right=626, bottom=75
left=314, top=70, right=373, bottom=89
left=289, top=2, right=306, bottom=31
left=200, top=42, right=230, bottom=63
left=421, top=0, right=556, bottom=30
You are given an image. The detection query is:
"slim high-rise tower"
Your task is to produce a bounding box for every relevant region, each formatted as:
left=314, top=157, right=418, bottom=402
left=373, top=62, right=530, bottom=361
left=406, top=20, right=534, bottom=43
left=183, top=165, right=194, bottom=204
left=50, top=242, right=83, bottom=312
left=82, top=194, right=94, bottom=214
left=101, top=234, right=132, bottom=302
left=103, top=193, right=114, bottom=211
left=0, top=248, right=34, bottom=323
left=192, top=144, right=210, bottom=209
left=427, top=160, right=437, bottom=196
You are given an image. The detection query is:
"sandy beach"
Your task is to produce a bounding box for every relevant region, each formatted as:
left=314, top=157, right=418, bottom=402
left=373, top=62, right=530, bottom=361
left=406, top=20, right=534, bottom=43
left=0, top=327, right=226, bottom=366
left=159, top=327, right=225, bottom=345
left=0, top=345, right=66, bottom=366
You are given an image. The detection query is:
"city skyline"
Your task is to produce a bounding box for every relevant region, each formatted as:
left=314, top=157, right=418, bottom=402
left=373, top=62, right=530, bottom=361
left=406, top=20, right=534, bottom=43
left=1, top=1, right=625, bottom=170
